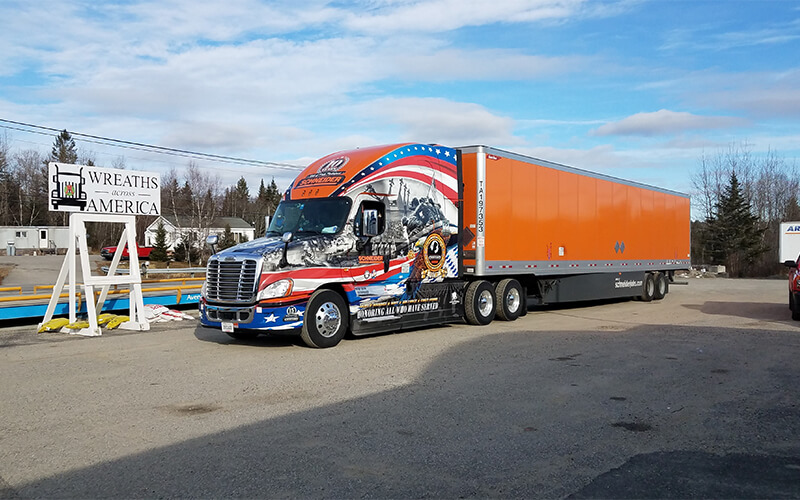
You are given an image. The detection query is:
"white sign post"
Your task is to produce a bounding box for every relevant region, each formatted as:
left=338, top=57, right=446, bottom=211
left=39, top=163, right=161, bottom=336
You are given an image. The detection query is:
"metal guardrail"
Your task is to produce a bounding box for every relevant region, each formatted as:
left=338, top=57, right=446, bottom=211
left=101, top=266, right=207, bottom=275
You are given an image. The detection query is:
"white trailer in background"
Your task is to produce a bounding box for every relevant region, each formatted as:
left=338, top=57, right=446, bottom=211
left=779, top=222, right=800, bottom=264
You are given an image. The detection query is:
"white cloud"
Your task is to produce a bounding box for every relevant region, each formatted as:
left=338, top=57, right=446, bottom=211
left=705, top=87, right=800, bottom=119
left=355, top=97, right=522, bottom=146
left=343, top=0, right=587, bottom=33
left=590, top=110, right=749, bottom=137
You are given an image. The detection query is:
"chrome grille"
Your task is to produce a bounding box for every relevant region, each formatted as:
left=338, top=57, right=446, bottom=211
left=206, top=257, right=259, bottom=303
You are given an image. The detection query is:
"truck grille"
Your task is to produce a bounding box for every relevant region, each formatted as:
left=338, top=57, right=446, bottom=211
left=206, top=257, right=260, bottom=303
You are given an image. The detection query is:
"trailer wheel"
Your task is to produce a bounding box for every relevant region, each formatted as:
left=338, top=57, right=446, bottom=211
left=495, top=279, right=523, bottom=321
left=464, top=280, right=496, bottom=325
left=640, top=273, right=656, bottom=302
left=301, top=289, right=348, bottom=348
left=653, top=272, right=668, bottom=300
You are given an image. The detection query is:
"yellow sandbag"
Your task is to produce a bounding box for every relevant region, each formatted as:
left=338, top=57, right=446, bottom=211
left=38, top=317, right=69, bottom=333
left=97, top=313, right=116, bottom=325
left=106, top=315, right=130, bottom=330
left=65, top=320, right=90, bottom=330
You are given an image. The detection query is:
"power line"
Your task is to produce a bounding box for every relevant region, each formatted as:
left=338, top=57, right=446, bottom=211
left=0, top=118, right=305, bottom=171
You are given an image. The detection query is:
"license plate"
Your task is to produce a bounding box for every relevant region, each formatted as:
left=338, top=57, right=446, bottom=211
left=221, top=322, right=234, bottom=333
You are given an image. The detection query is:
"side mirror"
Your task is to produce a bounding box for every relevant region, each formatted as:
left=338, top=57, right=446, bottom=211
left=206, top=234, right=218, bottom=254
left=361, top=209, right=380, bottom=237
left=784, top=260, right=798, bottom=268
left=279, top=232, right=293, bottom=268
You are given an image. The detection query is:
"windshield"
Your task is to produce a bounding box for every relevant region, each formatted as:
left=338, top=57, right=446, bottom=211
left=267, top=197, right=352, bottom=236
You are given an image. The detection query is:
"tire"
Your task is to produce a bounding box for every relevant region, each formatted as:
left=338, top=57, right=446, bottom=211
left=225, top=330, right=260, bottom=341
left=653, top=272, right=668, bottom=300
left=464, top=280, right=496, bottom=325
left=640, top=273, right=656, bottom=302
left=495, top=279, right=523, bottom=321
left=301, top=289, right=348, bottom=348
left=791, top=292, right=800, bottom=321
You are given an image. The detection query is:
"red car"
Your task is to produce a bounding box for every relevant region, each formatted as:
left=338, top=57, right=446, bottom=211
left=101, top=244, right=153, bottom=261
left=784, top=258, right=800, bottom=320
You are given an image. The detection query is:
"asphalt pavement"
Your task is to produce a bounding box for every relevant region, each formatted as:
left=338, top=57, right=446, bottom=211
left=0, top=255, right=105, bottom=290
left=1, top=278, right=799, bottom=498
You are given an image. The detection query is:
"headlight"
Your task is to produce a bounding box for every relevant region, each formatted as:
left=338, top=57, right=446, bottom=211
left=257, top=279, right=293, bottom=300
left=201, top=281, right=207, bottom=297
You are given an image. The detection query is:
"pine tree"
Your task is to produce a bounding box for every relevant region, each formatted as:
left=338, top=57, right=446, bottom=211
left=705, top=171, right=766, bottom=277
left=150, top=220, right=169, bottom=261
left=218, top=224, right=236, bottom=250
left=51, top=130, right=78, bottom=164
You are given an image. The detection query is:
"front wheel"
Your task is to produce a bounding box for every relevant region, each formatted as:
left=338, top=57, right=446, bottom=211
left=464, top=280, right=496, bottom=325
left=301, top=289, right=348, bottom=348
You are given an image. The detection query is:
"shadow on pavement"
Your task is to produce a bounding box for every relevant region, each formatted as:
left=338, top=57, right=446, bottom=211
left=684, top=301, right=792, bottom=322
left=6, top=324, right=800, bottom=499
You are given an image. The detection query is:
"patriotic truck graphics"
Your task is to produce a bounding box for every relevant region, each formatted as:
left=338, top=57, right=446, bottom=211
left=199, top=143, right=691, bottom=347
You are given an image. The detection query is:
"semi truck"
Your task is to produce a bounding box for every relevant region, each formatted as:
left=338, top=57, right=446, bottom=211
left=199, top=143, right=691, bottom=347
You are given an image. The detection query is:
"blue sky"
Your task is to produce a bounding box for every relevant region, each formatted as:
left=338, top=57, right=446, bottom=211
left=0, top=0, right=798, bottom=210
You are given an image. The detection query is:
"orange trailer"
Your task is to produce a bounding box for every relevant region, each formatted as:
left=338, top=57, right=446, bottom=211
left=460, top=145, right=690, bottom=305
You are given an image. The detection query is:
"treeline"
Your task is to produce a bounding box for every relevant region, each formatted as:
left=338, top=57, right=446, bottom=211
left=0, top=130, right=283, bottom=254
left=691, top=143, right=800, bottom=277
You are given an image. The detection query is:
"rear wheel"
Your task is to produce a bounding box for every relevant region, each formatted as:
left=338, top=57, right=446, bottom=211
left=464, top=280, right=496, bottom=325
left=653, top=272, right=668, bottom=300
left=495, top=279, right=523, bottom=321
left=640, top=273, right=656, bottom=302
left=301, top=289, right=348, bottom=348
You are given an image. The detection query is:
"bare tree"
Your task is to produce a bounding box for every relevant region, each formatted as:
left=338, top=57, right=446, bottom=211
left=12, top=149, right=47, bottom=226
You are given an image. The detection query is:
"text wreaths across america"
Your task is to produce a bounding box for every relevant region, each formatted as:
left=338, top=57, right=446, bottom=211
left=48, top=162, right=161, bottom=216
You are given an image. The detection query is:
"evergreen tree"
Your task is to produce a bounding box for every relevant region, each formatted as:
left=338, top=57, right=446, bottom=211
left=705, top=171, right=766, bottom=277
left=218, top=224, right=236, bottom=250
left=150, top=220, right=169, bottom=261
left=51, top=130, right=78, bottom=164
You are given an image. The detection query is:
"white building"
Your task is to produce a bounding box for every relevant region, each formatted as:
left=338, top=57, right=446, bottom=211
left=144, top=216, right=256, bottom=251
left=0, top=226, right=71, bottom=255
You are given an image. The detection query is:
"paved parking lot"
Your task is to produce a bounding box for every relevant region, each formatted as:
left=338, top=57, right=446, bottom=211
left=1, top=278, right=799, bottom=498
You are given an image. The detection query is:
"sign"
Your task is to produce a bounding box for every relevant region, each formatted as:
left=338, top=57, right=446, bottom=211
left=48, top=162, right=161, bottom=216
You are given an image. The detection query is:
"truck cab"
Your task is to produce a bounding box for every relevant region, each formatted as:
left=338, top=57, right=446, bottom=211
left=199, top=143, right=462, bottom=347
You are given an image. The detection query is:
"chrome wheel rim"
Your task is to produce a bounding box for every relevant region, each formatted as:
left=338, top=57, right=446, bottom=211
left=478, top=289, right=494, bottom=317
left=506, top=288, right=521, bottom=314
left=315, top=302, right=341, bottom=338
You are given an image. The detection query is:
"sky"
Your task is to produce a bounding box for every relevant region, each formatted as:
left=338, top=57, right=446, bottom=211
left=0, top=0, right=798, bottom=212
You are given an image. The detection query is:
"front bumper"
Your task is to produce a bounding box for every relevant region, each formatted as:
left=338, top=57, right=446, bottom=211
left=199, top=299, right=308, bottom=332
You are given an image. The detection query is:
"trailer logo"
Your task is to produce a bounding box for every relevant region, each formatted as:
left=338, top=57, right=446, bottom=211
left=786, top=226, right=800, bottom=233
left=422, top=233, right=446, bottom=279
left=296, top=156, right=349, bottom=188
left=614, top=279, right=642, bottom=289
